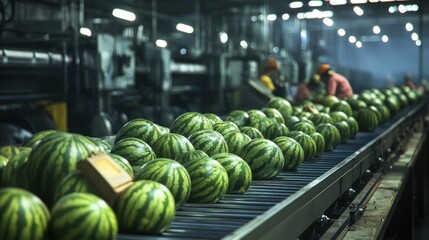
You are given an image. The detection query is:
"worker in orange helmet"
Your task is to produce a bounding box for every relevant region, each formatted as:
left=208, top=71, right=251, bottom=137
left=317, top=64, right=353, bottom=99
left=260, top=59, right=281, bottom=92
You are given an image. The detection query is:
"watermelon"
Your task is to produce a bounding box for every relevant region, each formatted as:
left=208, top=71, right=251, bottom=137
left=176, top=150, right=208, bottom=165
left=346, top=117, right=359, bottom=138
left=265, top=122, right=289, bottom=140
left=1, top=148, right=32, bottom=189
left=153, top=133, right=195, bottom=160
left=108, top=154, right=134, bottom=177
left=23, top=130, right=56, bottom=149
left=292, top=121, right=315, bottom=134
left=265, top=97, right=293, bottom=119
left=188, top=130, right=228, bottom=156
left=273, top=137, right=304, bottom=171
left=0, top=188, right=50, bottom=240
left=287, top=130, right=305, bottom=139
left=170, top=112, right=213, bottom=137
left=50, top=193, right=117, bottom=240
left=291, top=133, right=317, bottom=161
left=261, top=107, right=285, bottom=124
left=333, top=121, right=351, bottom=143
left=284, top=116, right=300, bottom=129
left=110, top=137, right=156, bottom=166
left=330, top=111, right=348, bottom=122
left=297, top=111, right=313, bottom=119
left=316, top=123, right=341, bottom=151
left=223, top=132, right=252, bottom=156
left=247, top=115, right=272, bottom=137
left=240, top=126, right=264, bottom=139
left=211, top=153, right=252, bottom=194
left=330, top=100, right=353, bottom=116
left=204, top=113, right=223, bottom=124
left=241, top=139, right=284, bottom=179
left=115, top=180, right=175, bottom=234
left=311, top=113, right=333, bottom=126
left=135, top=158, right=191, bottom=209
left=156, top=124, right=170, bottom=135
left=384, top=96, right=400, bottom=115
left=115, top=119, right=162, bottom=147
left=0, top=145, right=21, bottom=159
left=309, top=132, right=325, bottom=157
left=53, top=171, right=97, bottom=204
left=356, top=108, right=379, bottom=132
left=368, top=106, right=383, bottom=123
left=26, top=132, right=98, bottom=207
left=346, top=99, right=368, bottom=111
left=247, top=109, right=267, bottom=118
left=321, top=95, right=340, bottom=107
left=0, top=155, right=7, bottom=183
left=88, top=137, right=112, bottom=152
left=293, top=106, right=303, bottom=115
left=213, top=121, right=240, bottom=137
left=226, top=110, right=249, bottom=128
left=182, top=157, right=228, bottom=203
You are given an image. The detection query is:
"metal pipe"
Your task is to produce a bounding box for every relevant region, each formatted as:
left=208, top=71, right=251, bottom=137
left=194, top=0, right=201, bottom=54
left=418, top=0, right=424, bottom=83
left=152, top=0, right=157, bottom=41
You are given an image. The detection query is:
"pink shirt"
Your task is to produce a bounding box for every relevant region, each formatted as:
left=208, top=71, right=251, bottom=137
left=326, top=73, right=353, bottom=99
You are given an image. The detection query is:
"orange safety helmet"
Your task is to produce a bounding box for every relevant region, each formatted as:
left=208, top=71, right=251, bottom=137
left=317, top=64, right=331, bottom=76
left=265, top=59, right=280, bottom=70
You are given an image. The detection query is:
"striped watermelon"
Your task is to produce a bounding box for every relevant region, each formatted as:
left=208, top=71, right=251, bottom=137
left=297, top=111, right=313, bottom=119
left=330, top=100, right=353, bottom=116
left=240, top=126, right=264, bottom=139
left=356, top=108, right=379, bottom=132
left=211, top=153, right=252, bottom=194
left=204, top=113, right=223, bottom=124
left=155, top=124, right=170, bottom=135
left=223, top=132, right=252, bottom=156
left=170, top=112, right=213, bottom=137
left=182, top=157, right=228, bottom=203
left=0, top=155, right=7, bottom=183
left=262, top=107, right=285, bottom=124
left=265, top=122, right=289, bottom=140
left=153, top=133, right=195, bottom=160
left=23, top=130, right=56, bottom=149
left=1, top=148, right=32, bottom=189
left=188, top=130, right=228, bottom=156
left=176, top=150, right=208, bottom=165
left=287, top=130, right=305, bottom=139
left=213, top=121, right=240, bottom=137
left=135, top=158, right=191, bottom=209
left=0, top=145, right=21, bottom=159
left=247, top=115, right=272, bottom=137
left=115, top=180, right=175, bottom=234
left=284, top=116, right=300, bottom=129
left=88, top=137, right=112, bottom=152
left=265, top=97, right=293, bottom=119
left=109, top=154, right=134, bottom=177
left=273, top=137, right=304, bottom=171
left=346, top=117, right=359, bottom=138
left=247, top=109, right=266, bottom=118
left=50, top=193, right=117, bottom=240
left=346, top=98, right=368, bottom=111
left=321, top=95, right=340, bottom=107
left=53, top=171, right=97, bottom=204
left=241, top=139, right=284, bottom=179
left=292, top=121, right=315, bottom=134
left=311, top=113, right=333, bottom=126
left=26, top=132, right=98, bottom=207
left=291, top=133, right=317, bottom=161
left=330, top=111, right=348, bottom=122
left=0, top=188, right=50, bottom=240
left=316, top=123, right=341, bottom=151
left=333, top=121, right=351, bottom=143
left=226, top=110, right=249, bottom=128
left=110, top=137, right=156, bottom=166
left=115, top=119, right=162, bottom=147
left=310, top=132, right=325, bottom=157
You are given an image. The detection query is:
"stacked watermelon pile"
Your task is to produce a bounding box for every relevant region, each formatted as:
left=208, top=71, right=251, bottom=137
left=0, top=84, right=424, bottom=238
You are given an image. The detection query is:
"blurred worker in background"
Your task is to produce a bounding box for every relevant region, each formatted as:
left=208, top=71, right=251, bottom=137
left=404, top=75, right=416, bottom=89
left=295, top=74, right=322, bottom=102
left=317, top=64, right=353, bottom=99
left=260, top=59, right=280, bottom=93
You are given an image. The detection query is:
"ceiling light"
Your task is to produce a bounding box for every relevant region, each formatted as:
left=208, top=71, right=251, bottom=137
left=382, top=35, right=389, bottom=42
left=180, top=48, right=187, bottom=55
left=219, top=32, right=228, bottom=44
left=79, top=27, right=92, bottom=37
left=176, top=23, right=194, bottom=34
left=373, top=25, right=381, bottom=34
left=155, top=39, right=167, bottom=48
left=282, top=13, right=290, bottom=20
left=297, top=13, right=305, bottom=19
left=290, top=1, right=304, bottom=8
left=323, top=18, right=334, bottom=26
left=411, top=32, right=419, bottom=41
left=250, top=16, right=258, bottom=22
left=338, top=28, right=346, bottom=36
left=240, top=40, right=248, bottom=49
left=112, top=8, right=136, bottom=22
left=388, top=6, right=396, bottom=13
left=356, top=41, right=362, bottom=48
left=330, top=0, right=347, bottom=5
left=405, top=23, right=413, bottom=31
left=267, top=14, right=277, bottom=21
left=398, top=4, right=406, bottom=13
left=350, top=0, right=367, bottom=3
left=349, top=36, right=357, bottom=43
left=353, top=6, right=364, bottom=16
left=309, top=0, right=323, bottom=7
left=380, top=0, right=395, bottom=2
left=416, top=39, right=421, bottom=46
left=369, top=0, right=380, bottom=2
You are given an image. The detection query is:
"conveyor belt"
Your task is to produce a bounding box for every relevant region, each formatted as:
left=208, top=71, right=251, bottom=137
left=117, top=99, right=428, bottom=240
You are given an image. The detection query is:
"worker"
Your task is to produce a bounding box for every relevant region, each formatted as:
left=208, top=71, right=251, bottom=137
left=295, top=74, right=322, bottom=102
left=404, top=75, right=416, bottom=89
left=317, top=64, right=353, bottom=99
left=260, top=59, right=281, bottom=93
